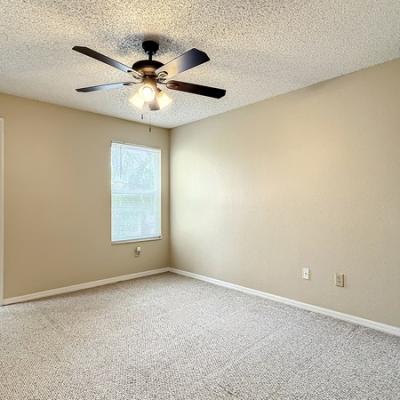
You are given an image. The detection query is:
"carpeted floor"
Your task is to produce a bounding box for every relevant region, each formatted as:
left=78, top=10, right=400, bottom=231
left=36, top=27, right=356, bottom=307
left=0, top=272, right=399, bottom=399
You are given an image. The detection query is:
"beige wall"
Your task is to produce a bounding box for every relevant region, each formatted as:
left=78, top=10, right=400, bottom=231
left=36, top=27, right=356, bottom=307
left=170, top=59, right=400, bottom=327
left=1, top=93, right=170, bottom=298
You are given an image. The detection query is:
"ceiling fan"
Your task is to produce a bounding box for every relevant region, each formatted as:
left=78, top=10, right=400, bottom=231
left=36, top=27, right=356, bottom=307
left=72, top=40, right=226, bottom=111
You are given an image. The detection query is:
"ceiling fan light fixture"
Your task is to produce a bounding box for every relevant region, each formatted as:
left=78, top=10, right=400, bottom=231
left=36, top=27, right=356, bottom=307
left=140, top=84, right=156, bottom=102
left=156, top=90, right=172, bottom=110
left=140, top=78, right=157, bottom=102
left=130, top=88, right=172, bottom=112
left=129, top=92, right=145, bottom=110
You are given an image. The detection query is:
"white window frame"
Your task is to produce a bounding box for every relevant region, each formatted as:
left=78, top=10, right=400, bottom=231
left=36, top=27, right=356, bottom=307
left=110, top=141, right=162, bottom=244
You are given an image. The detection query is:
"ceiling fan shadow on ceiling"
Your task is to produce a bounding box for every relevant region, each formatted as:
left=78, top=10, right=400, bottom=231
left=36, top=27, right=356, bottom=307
left=72, top=40, right=226, bottom=112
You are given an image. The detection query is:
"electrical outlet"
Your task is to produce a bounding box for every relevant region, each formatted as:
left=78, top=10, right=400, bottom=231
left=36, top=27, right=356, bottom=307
left=335, top=273, right=345, bottom=287
left=134, top=246, right=141, bottom=257
left=302, top=267, right=311, bottom=280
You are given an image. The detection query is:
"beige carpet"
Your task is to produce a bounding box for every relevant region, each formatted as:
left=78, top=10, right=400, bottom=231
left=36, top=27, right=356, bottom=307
left=0, top=272, right=399, bottom=399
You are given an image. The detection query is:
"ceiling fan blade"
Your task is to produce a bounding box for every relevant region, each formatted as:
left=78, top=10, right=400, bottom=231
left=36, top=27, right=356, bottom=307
left=156, top=48, right=210, bottom=78
left=76, top=82, right=135, bottom=92
left=72, top=46, right=142, bottom=78
left=166, top=80, right=226, bottom=99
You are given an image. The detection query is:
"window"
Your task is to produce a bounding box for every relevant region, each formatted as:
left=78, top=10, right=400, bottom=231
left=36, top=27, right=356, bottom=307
left=111, top=142, right=161, bottom=243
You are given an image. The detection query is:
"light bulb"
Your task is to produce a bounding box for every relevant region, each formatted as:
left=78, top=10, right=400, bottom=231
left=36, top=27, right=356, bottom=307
left=140, top=84, right=156, bottom=102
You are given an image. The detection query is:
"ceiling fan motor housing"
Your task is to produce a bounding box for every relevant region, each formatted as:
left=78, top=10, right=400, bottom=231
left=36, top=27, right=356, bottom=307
left=132, top=59, right=163, bottom=76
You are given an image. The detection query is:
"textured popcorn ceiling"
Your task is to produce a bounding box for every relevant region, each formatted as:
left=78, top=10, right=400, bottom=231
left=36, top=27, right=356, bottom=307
left=0, top=1, right=399, bottom=128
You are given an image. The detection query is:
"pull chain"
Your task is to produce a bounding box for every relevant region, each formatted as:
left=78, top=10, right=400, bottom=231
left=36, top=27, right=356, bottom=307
left=141, top=113, right=151, bottom=133
left=149, top=113, right=152, bottom=133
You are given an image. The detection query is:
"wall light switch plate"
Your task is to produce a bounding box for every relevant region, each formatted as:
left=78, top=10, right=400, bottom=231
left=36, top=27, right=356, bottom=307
left=302, top=267, right=311, bottom=280
left=335, top=273, right=345, bottom=287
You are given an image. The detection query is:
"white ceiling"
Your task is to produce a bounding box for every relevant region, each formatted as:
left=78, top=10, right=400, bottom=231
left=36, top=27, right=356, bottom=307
left=0, top=1, right=399, bottom=128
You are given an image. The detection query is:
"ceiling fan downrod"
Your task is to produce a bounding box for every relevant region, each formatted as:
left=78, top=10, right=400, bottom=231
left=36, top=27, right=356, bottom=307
left=142, top=40, right=159, bottom=61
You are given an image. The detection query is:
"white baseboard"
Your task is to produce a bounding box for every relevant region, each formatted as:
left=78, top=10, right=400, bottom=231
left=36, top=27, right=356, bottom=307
left=169, top=268, right=400, bottom=337
left=2, top=267, right=169, bottom=305
left=3, top=266, right=399, bottom=337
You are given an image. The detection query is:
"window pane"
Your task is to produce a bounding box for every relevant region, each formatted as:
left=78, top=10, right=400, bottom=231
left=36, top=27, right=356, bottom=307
left=111, top=143, right=161, bottom=242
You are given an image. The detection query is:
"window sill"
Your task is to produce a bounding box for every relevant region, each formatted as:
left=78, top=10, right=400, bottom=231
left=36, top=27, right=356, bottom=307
left=111, top=236, right=162, bottom=245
